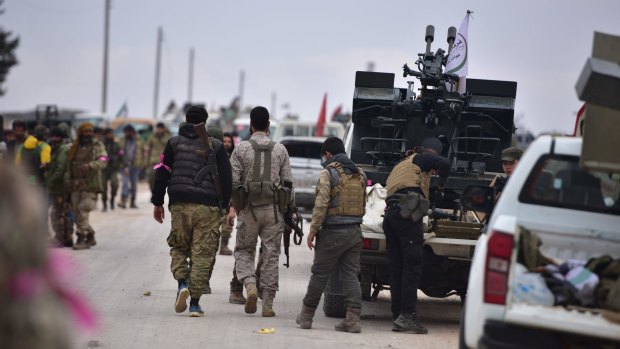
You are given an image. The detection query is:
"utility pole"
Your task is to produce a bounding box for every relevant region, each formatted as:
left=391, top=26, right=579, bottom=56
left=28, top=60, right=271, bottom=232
left=153, top=26, right=163, bottom=119
left=238, top=70, right=245, bottom=113
left=271, top=91, right=277, bottom=120
left=101, top=0, right=111, bottom=113
left=188, top=47, right=195, bottom=103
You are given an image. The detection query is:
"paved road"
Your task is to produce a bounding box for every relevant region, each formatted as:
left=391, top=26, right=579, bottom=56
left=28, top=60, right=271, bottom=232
left=68, top=185, right=462, bottom=348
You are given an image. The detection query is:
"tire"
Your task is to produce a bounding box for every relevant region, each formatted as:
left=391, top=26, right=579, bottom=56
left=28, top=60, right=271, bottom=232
left=323, top=286, right=346, bottom=318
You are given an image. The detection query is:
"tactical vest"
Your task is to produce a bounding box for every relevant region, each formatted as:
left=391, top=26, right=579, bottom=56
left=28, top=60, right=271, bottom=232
left=168, top=135, right=219, bottom=201
left=325, top=162, right=366, bottom=217
left=243, top=140, right=290, bottom=220
left=386, top=154, right=430, bottom=199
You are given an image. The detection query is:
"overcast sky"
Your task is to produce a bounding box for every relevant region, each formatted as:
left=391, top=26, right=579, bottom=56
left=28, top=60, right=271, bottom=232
left=1, top=0, right=619, bottom=134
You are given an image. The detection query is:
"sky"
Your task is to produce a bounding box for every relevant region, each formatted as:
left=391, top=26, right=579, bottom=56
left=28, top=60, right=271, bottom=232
left=1, top=0, right=619, bottom=134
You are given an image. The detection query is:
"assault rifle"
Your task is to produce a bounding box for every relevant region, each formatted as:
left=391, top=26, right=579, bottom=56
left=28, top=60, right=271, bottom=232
left=283, top=207, right=304, bottom=268
left=194, top=122, right=223, bottom=209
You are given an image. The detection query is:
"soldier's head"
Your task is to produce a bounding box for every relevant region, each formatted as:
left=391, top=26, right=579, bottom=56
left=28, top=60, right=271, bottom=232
left=123, top=124, right=136, bottom=139
left=250, top=106, right=270, bottom=134
left=103, top=128, right=114, bottom=141
left=78, top=122, right=95, bottom=144
left=12, top=120, right=26, bottom=141
left=223, top=132, right=235, bottom=153
left=155, top=122, right=166, bottom=135
left=320, top=137, right=345, bottom=166
left=501, top=147, right=523, bottom=176
left=185, top=106, right=208, bottom=125
left=49, top=127, right=65, bottom=145
left=33, top=124, right=48, bottom=141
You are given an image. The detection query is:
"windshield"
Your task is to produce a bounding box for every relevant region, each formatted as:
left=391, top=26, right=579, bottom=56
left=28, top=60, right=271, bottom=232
left=519, top=155, right=620, bottom=215
left=281, top=141, right=322, bottom=160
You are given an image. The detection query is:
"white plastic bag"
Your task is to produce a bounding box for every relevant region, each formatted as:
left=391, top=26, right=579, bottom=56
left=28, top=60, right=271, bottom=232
left=511, top=263, right=555, bottom=306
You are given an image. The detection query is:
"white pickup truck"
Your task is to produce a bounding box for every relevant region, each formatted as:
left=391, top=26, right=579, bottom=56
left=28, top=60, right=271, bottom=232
left=460, top=135, right=620, bottom=348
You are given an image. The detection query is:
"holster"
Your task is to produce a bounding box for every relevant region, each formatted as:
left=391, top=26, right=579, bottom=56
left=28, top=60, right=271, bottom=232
left=395, top=191, right=430, bottom=222
left=232, top=185, right=248, bottom=212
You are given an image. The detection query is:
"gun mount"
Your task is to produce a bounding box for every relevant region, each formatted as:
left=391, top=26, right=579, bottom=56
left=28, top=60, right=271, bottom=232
left=349, top=24, right=517, bottom=208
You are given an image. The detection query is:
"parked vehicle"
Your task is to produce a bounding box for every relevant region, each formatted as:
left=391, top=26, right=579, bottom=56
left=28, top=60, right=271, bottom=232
left=460, top=135, right=620, bottom=348
left=271, top=119, right=344, bottom=142
left=279, top=136, right=325, bottom=212
left=233, top=117, right=278, bottom=142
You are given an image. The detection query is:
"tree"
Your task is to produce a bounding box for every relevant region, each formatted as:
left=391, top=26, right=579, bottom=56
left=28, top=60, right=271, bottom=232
left=0, top=0, right=19, bottom=96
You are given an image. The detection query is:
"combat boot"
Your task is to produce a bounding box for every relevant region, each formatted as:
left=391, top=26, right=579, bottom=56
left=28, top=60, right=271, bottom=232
left=130, top=195, right=138, bottom=209
left=175, top=280, right=190, bottom=313
left=262, top=290, right=276, bottom=317
left=335, top=307, right=362, bottom=333
left=110, top=196, right=115, bottom=210
left=102, top=199, right=107, bottom=212
left=73, top=235, right=90, bottom=250
left=229, top=280, right=246, bottom=304
left=219, top=237, right=233, bottom=255
left=296, top=304, right=316, bottom=329
left=392, top=313, right=428, bottom=334
left=118, top=196, right=127, bottom=209
left=244, top=282, right=258, bottom=314
left=86, top=233, right=97, bottom=247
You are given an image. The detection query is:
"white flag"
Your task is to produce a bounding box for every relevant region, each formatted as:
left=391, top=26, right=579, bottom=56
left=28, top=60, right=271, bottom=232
left=445, top=12, right=471, bottom=94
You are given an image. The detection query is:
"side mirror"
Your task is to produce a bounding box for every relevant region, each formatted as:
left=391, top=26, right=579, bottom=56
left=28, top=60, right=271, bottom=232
left=460, top=185, right=495, bottom=213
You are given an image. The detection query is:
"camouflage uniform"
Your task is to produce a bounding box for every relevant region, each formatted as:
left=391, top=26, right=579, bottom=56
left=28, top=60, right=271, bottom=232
left=102, top=138, right=122, bottom=210
left=231, top=130, right=293, bottom=312
left=66, top=137, right=108, bottom=249
left=168, top=203, right=222, bottom=296
left=46, top=142, right=73, bottom=246
left=145, top=130, right=171, bottom=192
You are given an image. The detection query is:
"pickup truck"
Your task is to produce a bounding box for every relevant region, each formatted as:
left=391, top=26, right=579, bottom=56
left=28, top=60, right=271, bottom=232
left=460, top=135, right=620, bottom=348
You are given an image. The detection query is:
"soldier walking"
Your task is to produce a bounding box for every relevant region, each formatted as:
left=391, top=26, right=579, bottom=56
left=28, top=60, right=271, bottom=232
left=101, top=128, right=122, bottom=211
left=151, top=106, right=232, bottom=317
left=227, top=106, right=294, bottom=317
left=145, top=122, right=171, bottom=194
left=66, top=123, right=108, bottom=250
left=382, top=138, right=450, bottom=334
left=47, top=127, right=73, bottom=247
left=118, top=125, right=144, bottom=209
left=295, top=137, right=367, bottom=332
left=15, top=124, right=51, bottom=185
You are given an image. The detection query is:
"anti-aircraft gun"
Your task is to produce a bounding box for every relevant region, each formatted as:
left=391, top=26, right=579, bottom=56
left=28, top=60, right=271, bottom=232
left=323, top=25, right=518, bottom=317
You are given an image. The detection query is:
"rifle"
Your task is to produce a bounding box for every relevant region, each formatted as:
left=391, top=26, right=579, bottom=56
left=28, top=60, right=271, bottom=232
left=193, top=122, right=223, bottom=209
left=283, top=207, right=304, bottom=268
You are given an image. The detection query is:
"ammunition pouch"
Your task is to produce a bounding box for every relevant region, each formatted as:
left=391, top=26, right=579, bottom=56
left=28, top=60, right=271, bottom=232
left=394, top=191, right=430, bottom=223
left=276, top=184, right=292, bottom=213
left=232, top=185, right=248, bottom=212
left=248, top=181, right=275, bottom=206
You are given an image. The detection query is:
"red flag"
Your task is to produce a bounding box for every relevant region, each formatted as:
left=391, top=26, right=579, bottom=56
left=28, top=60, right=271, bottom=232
left=316, top=93, right=327, bottom=137
left=330, top=105, right=342, bottom=121
left=573, top=103, right=586, bottom=137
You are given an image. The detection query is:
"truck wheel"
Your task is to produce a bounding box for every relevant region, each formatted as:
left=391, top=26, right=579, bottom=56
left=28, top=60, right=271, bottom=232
left=323, top=284, right=346, bottom=318
left=360, top=265, right=373, bottom=301
left=459, top=304, right=469, bottom=349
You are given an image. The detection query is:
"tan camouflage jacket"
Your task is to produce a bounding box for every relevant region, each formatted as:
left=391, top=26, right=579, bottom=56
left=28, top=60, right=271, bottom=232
left=230, top=131, right=294, bottom=208
left=310, top=169, right=332, bottom=234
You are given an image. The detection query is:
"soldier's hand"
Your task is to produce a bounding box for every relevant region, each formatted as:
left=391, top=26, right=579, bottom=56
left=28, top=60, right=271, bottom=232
left=79, top=163, right=90, bottom=174
left=307, top=231, right=317, bottom=250
left=153, top=206, right=165, bottom=223
left=227, top=208, right=236, bottom=227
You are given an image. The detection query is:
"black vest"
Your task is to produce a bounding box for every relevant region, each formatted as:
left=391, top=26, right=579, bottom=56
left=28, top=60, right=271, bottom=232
left=167, top=127, right=223, bottom=205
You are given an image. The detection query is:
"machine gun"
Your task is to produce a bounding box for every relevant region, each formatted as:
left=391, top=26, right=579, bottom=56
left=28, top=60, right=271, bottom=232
left=282, top=206, right=303, bottom=268
left=350, top=24, right=517, bottom=209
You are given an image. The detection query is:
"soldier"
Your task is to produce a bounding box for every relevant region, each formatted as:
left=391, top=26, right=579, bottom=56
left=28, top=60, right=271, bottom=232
left=118, top=125, right=144, bottom=209
left=145, top=122, right=171, bottom=194
left=151, top=106, right=232, bottom=317
left=15, top=124, right=52, bottom=185
left=490, top=146, right=523, bottom=198
left=101, top=128, right=122, bottom=211
left=6, top=120, right=27, bottom=158
left=219, top=132, right=236, bottom=255
left=46, top=127, right=73, bottom=247
left=227, top=106, right=294, bottom=317
left=382, top=138, right=450, bottom=334
left=296, top=137, right=367, bottom=333
left=66, top=122, right=108, bottom=250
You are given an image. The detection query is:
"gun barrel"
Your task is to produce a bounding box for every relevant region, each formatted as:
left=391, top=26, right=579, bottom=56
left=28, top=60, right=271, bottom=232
left=447, top=27, right=457, bottom=53
left=425, top=25, right=435, bottom=54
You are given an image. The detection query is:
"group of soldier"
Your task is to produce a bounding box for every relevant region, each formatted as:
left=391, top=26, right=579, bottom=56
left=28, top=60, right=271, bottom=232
left=150, top=104, right=482, bottom=335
